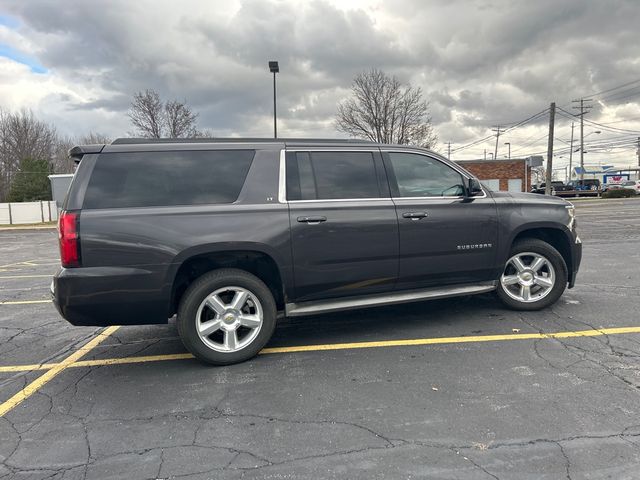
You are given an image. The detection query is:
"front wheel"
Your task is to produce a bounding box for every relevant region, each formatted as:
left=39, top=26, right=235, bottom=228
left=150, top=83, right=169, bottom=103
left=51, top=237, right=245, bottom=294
left=496, top=239, right=567, bottom=311
left=177, top=269, right=277, bottom=365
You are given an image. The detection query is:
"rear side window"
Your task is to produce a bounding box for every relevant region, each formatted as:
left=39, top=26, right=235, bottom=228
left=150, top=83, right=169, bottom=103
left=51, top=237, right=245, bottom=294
left=83, top=150, right=254, bottom=208
left=286, top=151, right=380, bottom=200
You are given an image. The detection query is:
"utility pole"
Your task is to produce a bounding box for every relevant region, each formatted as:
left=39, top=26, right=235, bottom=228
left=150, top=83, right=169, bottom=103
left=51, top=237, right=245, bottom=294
left=484, top=149, right=487, bottom=160
left=447, top=142, right=451, bottom=160
left=572, top=98, right=593, bottom=181
left=637, top=137, right=640, bottom=167
left=568, top=122, right=575, bottom=182
left=492, top=126, right=504, bottom=160
left=545, top=102, right=556, bottom=196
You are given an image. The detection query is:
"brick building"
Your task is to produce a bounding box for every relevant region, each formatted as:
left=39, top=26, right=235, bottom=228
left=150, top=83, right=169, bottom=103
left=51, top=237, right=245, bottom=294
left=455, top=158, right=541, bottom=193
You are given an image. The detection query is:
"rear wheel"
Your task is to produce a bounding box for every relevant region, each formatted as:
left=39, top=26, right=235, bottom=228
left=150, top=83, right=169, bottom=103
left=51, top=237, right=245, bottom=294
left=177, top=269, right=277, bottom=365
left=496, top=239, right=567, bottom=311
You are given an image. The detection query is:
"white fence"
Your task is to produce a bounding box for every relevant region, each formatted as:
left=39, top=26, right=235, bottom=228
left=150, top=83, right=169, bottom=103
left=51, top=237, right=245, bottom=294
left=0, top=201, right=58, bottom=225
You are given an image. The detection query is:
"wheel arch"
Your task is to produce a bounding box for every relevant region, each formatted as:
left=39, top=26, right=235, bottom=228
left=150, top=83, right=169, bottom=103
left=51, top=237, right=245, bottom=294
left=165, top=243, right=289, bottom=317
left=507, top=225, right=573, bottom=277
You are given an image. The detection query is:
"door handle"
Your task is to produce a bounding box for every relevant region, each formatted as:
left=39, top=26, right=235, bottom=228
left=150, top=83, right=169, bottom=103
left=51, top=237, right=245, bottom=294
left=297, top=215, right=327, bottom=224
left=402, top=212, right=428, bottom=220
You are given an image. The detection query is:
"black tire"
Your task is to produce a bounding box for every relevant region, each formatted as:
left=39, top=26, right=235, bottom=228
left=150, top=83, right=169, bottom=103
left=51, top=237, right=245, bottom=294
left=496, top=239, right=568, bottom=311
left=177, top=268, right=277, bottom=365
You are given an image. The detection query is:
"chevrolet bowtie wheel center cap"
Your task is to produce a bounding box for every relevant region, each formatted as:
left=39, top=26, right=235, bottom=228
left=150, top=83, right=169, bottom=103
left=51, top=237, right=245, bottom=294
left=519, top=271, right=534, bottom=284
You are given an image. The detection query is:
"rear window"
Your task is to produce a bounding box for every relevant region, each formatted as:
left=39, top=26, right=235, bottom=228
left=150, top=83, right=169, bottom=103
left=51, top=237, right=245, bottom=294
left=83, top=150, right=254, bottom=209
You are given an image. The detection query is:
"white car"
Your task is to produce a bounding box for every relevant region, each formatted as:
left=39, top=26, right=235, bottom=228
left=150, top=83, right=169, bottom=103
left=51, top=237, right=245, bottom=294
left=622, top=180, right=640, bottom=194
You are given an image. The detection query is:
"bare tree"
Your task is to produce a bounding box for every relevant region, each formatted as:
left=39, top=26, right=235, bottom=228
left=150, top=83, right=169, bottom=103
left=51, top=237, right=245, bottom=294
left=0, top=109, right=57, bottom=201
left=51, top=134, right=75, bottom=174
left=336, top=69, right=437, bottom=148
left=165, top=100, right=198, bottom=138
left=128, top=89, right=164, bottom=138
left=78, top=131, right=111, bottom=145
left=128, top=89, right=201, bottom=138
left=193, top=128, right=215, bottom=138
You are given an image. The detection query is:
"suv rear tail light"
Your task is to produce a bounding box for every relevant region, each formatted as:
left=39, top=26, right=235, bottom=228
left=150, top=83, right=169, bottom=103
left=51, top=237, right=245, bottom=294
left=58, top=211, right=81, bottom=267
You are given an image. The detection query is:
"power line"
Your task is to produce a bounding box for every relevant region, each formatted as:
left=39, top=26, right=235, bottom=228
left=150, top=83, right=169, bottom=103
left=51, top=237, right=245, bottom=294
left=450, top=108, right=549, bottom=153
left=449, top=133, right=495, bottom=153
left=594, top=116, right=640, bottom=125
left=567, top=78, right=640, bottom=104
left=451, top=82, right=640, bottom=158
left=509, top=132, right=550, bottom=154
left=598, top=86, right=640, bottom=104
left=591, top=78, right=640, bottom=99
left=556, top=107, right=640, bottom=134
left=581, top=116, right=640, bottom=134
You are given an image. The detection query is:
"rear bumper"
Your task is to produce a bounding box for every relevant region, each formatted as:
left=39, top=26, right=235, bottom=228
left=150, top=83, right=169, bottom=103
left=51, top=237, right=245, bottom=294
left=52, top=266, right=169, bottom=326
left=568, top=234, right=582, bottom=289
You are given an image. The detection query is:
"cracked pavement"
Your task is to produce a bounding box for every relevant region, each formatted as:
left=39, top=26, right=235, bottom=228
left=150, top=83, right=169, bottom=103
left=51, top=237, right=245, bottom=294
left=1, top=198, right=639, bottom=479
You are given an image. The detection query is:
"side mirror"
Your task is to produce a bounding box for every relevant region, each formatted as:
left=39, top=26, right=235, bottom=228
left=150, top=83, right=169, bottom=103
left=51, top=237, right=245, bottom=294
left=467, top=178, right=483, bottom=197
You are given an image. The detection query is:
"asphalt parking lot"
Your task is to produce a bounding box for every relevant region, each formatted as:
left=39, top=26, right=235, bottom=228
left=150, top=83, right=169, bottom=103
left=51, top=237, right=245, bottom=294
left=1, top=197, right=639, bottom=479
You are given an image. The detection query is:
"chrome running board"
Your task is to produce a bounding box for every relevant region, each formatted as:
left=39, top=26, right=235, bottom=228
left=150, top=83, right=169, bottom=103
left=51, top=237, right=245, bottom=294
left=285, top=282, right=496, bottom=317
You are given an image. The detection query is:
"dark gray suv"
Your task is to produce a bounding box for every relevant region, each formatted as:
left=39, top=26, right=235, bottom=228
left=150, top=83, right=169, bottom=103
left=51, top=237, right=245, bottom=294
left=52, top=139, right=582, bottom=365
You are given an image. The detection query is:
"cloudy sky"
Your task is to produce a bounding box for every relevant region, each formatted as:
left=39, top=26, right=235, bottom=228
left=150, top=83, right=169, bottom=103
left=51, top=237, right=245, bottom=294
left=1, top=0, right=639, bottom=170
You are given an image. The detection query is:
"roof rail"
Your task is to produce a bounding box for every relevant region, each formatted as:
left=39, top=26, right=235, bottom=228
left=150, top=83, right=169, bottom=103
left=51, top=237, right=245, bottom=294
left=110, top=137, right=375, bottom=145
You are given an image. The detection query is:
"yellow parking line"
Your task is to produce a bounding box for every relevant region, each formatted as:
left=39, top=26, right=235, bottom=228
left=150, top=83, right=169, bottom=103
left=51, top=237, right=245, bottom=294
left=73, top=353, right=194, bottom=368
left=0, top=326, right=120, bottom=417
left=1, top=326, right=639, bottom=375
left=0, top=363, right=56, bottom=373
left=0, top=299, right=51, bottom=305
left=0, top=259, right=43, bottom=269
left=0, top=275, right=52, bottom=279
left=30, top=262, right=60, bottom=266
left=259, top=326, right=640, bottom=353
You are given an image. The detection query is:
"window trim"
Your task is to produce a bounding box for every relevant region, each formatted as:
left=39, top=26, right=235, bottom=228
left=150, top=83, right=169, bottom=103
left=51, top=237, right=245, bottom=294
left=278, top=147, right=488, bottom=203
left=280, top=148, right=388, bottom=203
left=381, top=149, right=487, bottom=200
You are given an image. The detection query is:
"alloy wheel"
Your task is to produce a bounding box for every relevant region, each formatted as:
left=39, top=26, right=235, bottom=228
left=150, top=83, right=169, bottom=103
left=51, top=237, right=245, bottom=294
left=195, top=286, right=263, bottom=352
left=500, top=252, right=556, bottom=303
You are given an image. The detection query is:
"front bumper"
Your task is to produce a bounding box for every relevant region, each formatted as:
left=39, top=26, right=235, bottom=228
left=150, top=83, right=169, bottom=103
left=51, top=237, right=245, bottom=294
left=52, top=266, right=169, bottom=326
left=567, top=234, right=582, bottom=289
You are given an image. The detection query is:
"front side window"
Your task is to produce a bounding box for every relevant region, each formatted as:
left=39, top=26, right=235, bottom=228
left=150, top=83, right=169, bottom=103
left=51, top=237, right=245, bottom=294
left=286, top=151, right=380, bottom=200
left=387, top=152, right=465, bottom=197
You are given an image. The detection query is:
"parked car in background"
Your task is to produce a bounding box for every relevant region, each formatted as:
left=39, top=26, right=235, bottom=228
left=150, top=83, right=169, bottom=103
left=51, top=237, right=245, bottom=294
left=531, top=181, right=572, bottom=195
left=566, top=179, right=601, bottom=197
left=622, top=180, right=640, bottom=194
left=602, top=183, right=624, bottom=193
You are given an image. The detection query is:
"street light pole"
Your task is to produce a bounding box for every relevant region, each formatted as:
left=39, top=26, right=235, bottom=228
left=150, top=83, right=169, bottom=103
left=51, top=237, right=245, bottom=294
left=504, top=142, right=511, bottom=159
left=268, top=61, right=279, bottom=138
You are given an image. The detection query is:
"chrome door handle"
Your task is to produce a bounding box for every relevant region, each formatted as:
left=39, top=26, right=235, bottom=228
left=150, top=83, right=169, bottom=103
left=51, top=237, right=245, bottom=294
left=297, top=216, right=327, bottom=224
left=402, top=212, right=428, bottom=220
